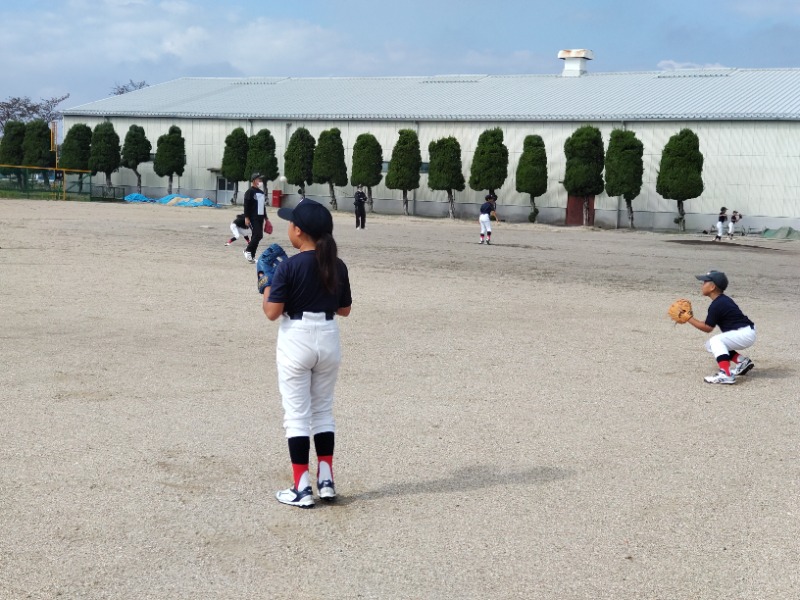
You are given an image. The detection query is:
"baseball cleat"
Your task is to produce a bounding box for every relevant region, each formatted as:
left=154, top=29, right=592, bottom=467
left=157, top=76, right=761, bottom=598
left=276, top=486, right=315, bottom=508
left=731, top=357, right=754, bottom=376
left=243, top=250, right=255, bottom=263
left=704, top=370, right=735, bottom=385
left=318, top=480, right=336, bottom=501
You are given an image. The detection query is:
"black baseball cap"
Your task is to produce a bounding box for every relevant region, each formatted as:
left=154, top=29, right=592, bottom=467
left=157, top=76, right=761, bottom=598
left=250, top=172, right=264, bottom=182
left=277, top=199, right=333, bottom=238
left=695, top=270, right=728, bottom=291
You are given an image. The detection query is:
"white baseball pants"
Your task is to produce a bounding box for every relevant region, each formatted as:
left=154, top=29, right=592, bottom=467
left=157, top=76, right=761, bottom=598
left=276, top=313, right=341, bottom=438
left=728, top=221, right=735, bottom=235
left=230, top=223, right=251, bottom=239
left=716, top=222, right=724, bottom=237
left=479, top=213, right=492, bottom=235
left=705, top=325, right=756, bottom=359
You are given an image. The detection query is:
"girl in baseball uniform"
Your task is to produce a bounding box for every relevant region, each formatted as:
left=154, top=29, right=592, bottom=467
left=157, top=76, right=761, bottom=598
left=262, top=199, right=352, bottom=508
left=478, top=194, right=498, bottom=244
left=714, top=207, right=728, bottom=241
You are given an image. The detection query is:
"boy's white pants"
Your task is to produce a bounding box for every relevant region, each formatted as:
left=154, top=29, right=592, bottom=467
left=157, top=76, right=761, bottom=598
left=479, top=214, right=492, bottom=235
left=276, top=313, right=341, bottom=438
left=230, top=223, right=251, bottom=239
left=705, top=325, right=756, bottom=359
left=716, top=221, right=724, bottom=237
left=728, top=221, right=735, bottom=235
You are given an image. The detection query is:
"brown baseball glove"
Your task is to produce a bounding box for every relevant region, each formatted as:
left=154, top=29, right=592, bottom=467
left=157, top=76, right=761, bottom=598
left=667, top=299, right=693, bottom=324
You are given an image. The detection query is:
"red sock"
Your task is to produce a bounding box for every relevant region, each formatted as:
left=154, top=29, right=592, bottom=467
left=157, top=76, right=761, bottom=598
left=718, top=360, right=731, bottom=376
left=317, top=456, right=333, bottom=481
left=292, top=463, right=309, bottom=490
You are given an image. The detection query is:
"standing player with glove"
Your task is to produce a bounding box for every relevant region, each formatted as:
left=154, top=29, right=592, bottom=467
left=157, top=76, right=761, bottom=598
left=259, top=199, right=352, bottom=508
left=669, top=270, right=756, bottom=384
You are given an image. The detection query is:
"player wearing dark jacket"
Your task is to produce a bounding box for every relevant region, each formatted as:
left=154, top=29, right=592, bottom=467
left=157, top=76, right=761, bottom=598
left=242, top=172, right=270, bottom=262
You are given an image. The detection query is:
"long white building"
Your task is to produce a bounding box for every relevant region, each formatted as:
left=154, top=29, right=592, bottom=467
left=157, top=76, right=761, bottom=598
left=62, top=51, right=800, bottom=230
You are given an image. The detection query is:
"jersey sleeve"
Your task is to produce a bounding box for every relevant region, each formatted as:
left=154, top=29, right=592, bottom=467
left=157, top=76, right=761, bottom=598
left=337, top=261, right=352, bottom=308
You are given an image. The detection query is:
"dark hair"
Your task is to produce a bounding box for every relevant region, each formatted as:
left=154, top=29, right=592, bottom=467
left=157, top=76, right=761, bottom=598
left=314, top=232, right=339, bottom=294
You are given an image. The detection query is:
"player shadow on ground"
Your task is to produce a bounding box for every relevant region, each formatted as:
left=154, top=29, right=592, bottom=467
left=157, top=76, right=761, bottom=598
left=335, top=465, right=572, bottom=506
left=746, top=366, right=795, bottom=380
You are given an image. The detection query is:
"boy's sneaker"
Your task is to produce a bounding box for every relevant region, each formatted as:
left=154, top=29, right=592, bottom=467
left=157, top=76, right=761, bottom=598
left=318, top=479, right=336, bottom=501
left=704, top=370, right=735, bottom=385
left=276, top=486, right=315, bottom=508
left=225, top=241, right=232, bottom=246
left=479, top=240, right=484, bottom=244
left=243, top=250, right=254, bottom=263
left=731, top=357, right=754, bottom=376
left=486, top=239, right=491, bottom=245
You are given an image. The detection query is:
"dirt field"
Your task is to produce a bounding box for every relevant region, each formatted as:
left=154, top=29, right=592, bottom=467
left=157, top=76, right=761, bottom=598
left=1, top=198, right=798, bottom=599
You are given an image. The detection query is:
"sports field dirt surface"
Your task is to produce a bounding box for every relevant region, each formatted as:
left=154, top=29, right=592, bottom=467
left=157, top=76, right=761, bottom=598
left=1, top=199, right=798, bottom=599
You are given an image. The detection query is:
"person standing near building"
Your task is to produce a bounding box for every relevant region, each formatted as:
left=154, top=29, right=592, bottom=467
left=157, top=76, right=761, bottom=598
left=729, top=210, right=742, bottom=239
left=713, top=206, right=728, bottom=242
left=243, top=173, right=270, bottom=262
left=478, top=194, right=498, bottom=244
left=354, top=185, right=367, bottom=230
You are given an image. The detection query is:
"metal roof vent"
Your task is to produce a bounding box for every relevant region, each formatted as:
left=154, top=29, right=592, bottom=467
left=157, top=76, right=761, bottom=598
left=558, top=49, right=594, bottom=77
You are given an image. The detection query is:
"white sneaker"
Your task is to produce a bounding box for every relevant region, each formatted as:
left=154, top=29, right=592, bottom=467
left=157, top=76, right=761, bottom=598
left=225, top=241, right=232, bottom=246
left=276, top=486, right=315, bottom=508
left=704, top=370, right=735, bottom=384
left=243, top=250, right=254, bottom=263
left=731, top=357, right=754, bottom=376
left=318, top=480, right=336, bottom=501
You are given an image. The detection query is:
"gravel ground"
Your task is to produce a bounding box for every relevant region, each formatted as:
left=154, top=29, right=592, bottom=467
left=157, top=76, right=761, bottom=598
left=1, top=199, right=798, bottom=600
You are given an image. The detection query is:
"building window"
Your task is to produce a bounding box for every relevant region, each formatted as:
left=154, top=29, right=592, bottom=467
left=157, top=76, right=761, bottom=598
left=217, top=177, right=235, bottom=191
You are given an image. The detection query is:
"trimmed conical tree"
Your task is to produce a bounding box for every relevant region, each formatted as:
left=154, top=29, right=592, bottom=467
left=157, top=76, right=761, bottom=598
left=61, top=123, right=93, bottom=193
left=428, top=137, right=465, bottom=219
left=284, top=127, right=316, bottom=197
left=121, top=125, right=152, bottom=195
left=656, top=128, right=704, bottom=231
left=605, top=129, right=644, bottom=229
left=313, top=128, right=348, bottom=209
left=221, top=127, right=249, bottom=204
left=515, top=135, right=548, bottom=222
left=385, top=129, right=421, bottom=216
left=563, top=125, right=605, bottom=226
left=350, top=133, right=383, bottom=212
left=88, top=122, right=121, bottom=188
left=245, top=129, right=279, bottom=189
left=22, top=119, right=54, bottom=186
left=469, top=127, right=508, bottom=198
left=0, top=121, right=26, bottom=188
left=153, top=125, right=186, bottom=195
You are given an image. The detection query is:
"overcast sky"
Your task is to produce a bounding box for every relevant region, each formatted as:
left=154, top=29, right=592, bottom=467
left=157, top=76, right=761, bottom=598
left=3, top=0, right=800, bottom=109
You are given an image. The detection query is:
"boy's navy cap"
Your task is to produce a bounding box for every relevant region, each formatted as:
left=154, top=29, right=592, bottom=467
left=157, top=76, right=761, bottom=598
left=696, top=270, right=728, bottom=291
left=277, top=199, right=333, bottom=238
left=250, top=172, right=264, bottom=181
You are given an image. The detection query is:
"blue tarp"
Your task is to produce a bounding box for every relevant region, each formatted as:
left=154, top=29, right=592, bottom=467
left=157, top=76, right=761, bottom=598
left=124, top=193, right=218, bottom=207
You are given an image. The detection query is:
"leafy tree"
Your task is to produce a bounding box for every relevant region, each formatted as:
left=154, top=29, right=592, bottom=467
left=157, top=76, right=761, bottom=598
left=284, top=127, right=316, bottom=197
left=221, top=127, right=249, bottom=204
left=469, top=127, right=509, bottom=198
left=153, top=125, right=186, bottom=195
left=88, top=122, right=121, bottom=188
left=385, top=129, right=421, bottom=216
left=350, top=133, right=383, bottom=212
left=0, top=120, right=27, bottom=188
left=563, top=125, right=605, bottom=226
left=60, top=123, right=93, bottom=193
left=428, top=137, right=465, bottom=219
left=0, top=94, right=70, bottom=134
left=245, top=128, right=279, bottom=184
left=23, top=119, right=55, bottom=186
left=112, top=80, right=148, bottom=95
left=515, top=135, right=548, bottom=223
left=605, top=129, right=644, bottom=229
left=656, top=128, right=704, bottom=231
left=313, top=128, right=348, bottom=209
left=120, top=125, right=152, bottom=195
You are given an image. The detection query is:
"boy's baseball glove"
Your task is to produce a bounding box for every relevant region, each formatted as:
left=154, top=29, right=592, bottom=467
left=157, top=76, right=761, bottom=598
left=257, top=243, right=288, bottom=294
left=667, top=299, right=693, bottom=323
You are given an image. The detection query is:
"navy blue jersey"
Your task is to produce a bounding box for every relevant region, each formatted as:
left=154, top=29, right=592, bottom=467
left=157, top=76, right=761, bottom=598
left=268, top=250, right=352, bottom=315
left=480, top=201, right=494, bottom=215
left=705, top=294, right=754, bottom=332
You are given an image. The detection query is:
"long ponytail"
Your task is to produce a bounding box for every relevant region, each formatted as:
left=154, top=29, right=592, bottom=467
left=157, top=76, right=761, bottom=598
left=315, top=233, right=339, bottom=294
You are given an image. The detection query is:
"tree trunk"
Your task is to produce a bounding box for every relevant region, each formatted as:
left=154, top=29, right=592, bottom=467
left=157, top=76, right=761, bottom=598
left=168, top=175, right=173, bottom=195
left=447, top=189, right=455, bottom=219
left=328, top=182, right=337, bottom=210
left=402, top=190, right=409, bottom=216
left=583, top=196, right=589, bottom=227
left=627, top=199, right=635, bottom=229
left=77, top=174, right=84, bottom=194
left=134, top=169, right=142, bottom=194
left=367, top=186, right=374, bottom=213
left=106, top=173, right=112, bottom=188
left=232, top=181, right=239, bottom=205
left=677, top=200, right=686, bottom=231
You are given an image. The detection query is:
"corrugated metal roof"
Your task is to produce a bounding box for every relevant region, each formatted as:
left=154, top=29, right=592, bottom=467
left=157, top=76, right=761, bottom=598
left=63, top=68, right=800, bottom=122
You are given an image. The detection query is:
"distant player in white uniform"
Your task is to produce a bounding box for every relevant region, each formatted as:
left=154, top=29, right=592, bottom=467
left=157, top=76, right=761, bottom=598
left=225, top=213, right=251, bottom=246
left=478, top=194, right=498, bottom=244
